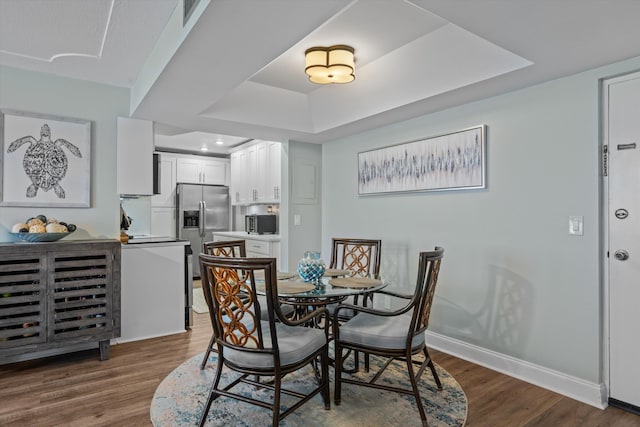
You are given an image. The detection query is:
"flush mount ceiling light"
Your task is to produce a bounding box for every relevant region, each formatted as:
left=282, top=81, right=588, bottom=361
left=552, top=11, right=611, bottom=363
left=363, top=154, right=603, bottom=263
left=305, top=45, right=355, bottom=84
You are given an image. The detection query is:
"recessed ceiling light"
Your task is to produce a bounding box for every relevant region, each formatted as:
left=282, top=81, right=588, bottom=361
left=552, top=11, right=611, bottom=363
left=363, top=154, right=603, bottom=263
left=216, top=139, right=224, bottom=145
left=200, top=146, right=208, bottom=151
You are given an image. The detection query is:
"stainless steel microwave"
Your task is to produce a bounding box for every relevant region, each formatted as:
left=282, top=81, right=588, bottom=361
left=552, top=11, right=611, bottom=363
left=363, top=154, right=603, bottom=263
left=245, top=214, right=276, bottom=235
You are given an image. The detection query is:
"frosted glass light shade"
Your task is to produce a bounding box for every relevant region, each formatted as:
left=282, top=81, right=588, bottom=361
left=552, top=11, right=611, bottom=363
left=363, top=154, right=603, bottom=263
left=305, top=45, right=355, bottom=84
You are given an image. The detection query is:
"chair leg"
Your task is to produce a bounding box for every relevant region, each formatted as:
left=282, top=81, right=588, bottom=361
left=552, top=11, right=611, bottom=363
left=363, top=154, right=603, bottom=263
left=198, top=353, right=224, bottom=427
left=406, top=354, right=429, bottom=427
left=272, top=375, right=282, bottom=426
left=334, top=343, right=343, bottom=405
left=200, top=335, right=216, bottom=370
left=321, top=349, right=331, bottom=410
left=423, top=347, right=442, bottom=390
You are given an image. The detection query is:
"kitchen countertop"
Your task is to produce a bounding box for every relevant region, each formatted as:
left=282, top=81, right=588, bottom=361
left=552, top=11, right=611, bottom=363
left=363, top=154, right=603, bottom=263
left=121, top=235, right=190, bottom=248
left=212, top=231, right=280, bottom=242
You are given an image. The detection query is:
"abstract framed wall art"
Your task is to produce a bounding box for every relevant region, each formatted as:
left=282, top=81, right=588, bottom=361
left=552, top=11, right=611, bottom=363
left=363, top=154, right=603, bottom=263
left=358, top=125, right=486, bottom=195
left=0, top=109, right=91, bottom=207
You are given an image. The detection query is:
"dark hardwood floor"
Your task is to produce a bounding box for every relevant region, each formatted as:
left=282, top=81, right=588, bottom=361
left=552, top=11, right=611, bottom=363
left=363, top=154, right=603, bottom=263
left=0, top=313, right=637, bottom=426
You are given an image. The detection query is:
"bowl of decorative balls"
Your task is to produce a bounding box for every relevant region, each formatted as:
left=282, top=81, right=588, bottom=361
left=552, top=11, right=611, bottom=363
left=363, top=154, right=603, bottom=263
left=10, top=214, right=77, bottom=242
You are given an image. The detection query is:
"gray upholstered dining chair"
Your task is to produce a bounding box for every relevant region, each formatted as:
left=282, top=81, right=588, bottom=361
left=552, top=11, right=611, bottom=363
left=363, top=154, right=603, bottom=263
left=333, top=247, right=444, bottom=427
left=199, top=239, right=294, bottom=369
left=328, top=237, right=382, bottom=371
left=198, top=254, right=330, bottom=426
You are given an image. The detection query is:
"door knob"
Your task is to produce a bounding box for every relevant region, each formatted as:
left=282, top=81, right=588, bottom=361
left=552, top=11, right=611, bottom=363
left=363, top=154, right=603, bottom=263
left=614, top=250, right=629, bottom=261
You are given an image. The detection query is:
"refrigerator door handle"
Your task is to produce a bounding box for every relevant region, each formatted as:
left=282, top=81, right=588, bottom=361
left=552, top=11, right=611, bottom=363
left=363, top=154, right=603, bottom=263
left=201, top=200, right=207, bottom=236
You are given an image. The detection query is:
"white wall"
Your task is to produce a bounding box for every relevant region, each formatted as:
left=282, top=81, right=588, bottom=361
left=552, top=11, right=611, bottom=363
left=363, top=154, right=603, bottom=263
left=322, top=55, right=640, bottom=385
left=0, top=66, right=130, bottom=241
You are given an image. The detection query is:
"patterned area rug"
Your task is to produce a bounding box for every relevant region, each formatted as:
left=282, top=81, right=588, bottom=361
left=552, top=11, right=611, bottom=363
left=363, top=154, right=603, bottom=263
left=151, top=352, right=467, bottom=426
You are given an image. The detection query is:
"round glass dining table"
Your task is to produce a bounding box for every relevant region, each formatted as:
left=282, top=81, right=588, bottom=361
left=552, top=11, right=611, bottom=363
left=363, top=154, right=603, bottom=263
left=255, top=274, right=388, bottom=305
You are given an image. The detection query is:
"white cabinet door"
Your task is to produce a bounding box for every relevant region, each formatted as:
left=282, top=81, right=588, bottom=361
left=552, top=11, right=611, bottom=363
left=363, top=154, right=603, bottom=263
left=255, top=142, right=269, bottom=201
left=201, top=158, right=227, bottom=185
left=117, top=117, right=154, bottom=195
left=246, top=145, right=258, bottom=202
left=268, top=142, right=282, bottom=202
left=176, top=157, right=202, bottom=184
left=230, top=151, right=245, bottom=205
left=152, top=154, right=177, bottom=207
left=151, top=207, right=176, bottom=237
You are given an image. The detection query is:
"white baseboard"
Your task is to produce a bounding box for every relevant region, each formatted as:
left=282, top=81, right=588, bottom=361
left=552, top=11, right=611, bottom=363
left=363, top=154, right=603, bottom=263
left=426, top=331, right=607, bottom=409
left=113, top=329, right=187, bottom=345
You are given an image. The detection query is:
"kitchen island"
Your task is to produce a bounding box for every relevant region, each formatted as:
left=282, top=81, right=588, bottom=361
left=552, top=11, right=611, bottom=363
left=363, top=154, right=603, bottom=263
left=117, top=238, right=190, bottom=343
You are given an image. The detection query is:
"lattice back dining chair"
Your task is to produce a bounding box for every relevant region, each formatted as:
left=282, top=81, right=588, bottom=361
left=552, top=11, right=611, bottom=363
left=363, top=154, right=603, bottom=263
left=333, top=247, right=444, bottom=427
left=199, top=240, right=295, bottom=369
left=329, top=238, right=382, bottom=371
left=329, top=238, right=382, bottom=277
left=199, top=240, right=248, bottom=369
left=203, top=239, right=247, bottom=258
left=198, top=254, right=330, bottom=426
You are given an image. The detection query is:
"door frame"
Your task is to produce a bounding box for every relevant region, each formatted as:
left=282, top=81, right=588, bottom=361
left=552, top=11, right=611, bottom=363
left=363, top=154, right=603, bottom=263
left=600, top=69, right=640, bottom=404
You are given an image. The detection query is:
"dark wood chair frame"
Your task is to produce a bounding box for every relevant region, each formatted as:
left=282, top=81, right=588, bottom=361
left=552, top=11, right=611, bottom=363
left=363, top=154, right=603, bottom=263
left=329, top=238, right=382, bottom=278
left=333, top=247, right=444, bottom=427
left=198, top=254, right=330, bottom=426
left=199, top=240, right=247, bottom=369
left=329, top=237, right=382, bottom=371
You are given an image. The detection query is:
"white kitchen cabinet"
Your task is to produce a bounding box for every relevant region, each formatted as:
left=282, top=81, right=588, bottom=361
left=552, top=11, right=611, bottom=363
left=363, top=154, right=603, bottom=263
left=267, top=141, right=281, bottom=201
left=213, top=232, right=281, bottom=267
left=117, top=117, right=154, bottom=195
left=255, top=142, right=269, bottom=202
left=177, top=156, right=228, bottom=185
left=229, top=141, right=281, bottom=205
left=152, top=153, right=177, bottom=207
left=151, top=207, right=176, bottom=238
left=230, top=150, right=248, bottom=205
left=201, top=158, right=227, bottom=185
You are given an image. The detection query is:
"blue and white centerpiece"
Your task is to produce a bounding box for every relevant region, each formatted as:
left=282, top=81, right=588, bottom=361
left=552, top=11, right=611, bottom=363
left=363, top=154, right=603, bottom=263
left=297, top=251, right=326, bottom=282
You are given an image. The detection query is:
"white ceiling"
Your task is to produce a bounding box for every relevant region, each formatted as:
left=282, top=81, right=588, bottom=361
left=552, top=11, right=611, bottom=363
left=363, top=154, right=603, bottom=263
left=2, top=0, right=640, bottom=154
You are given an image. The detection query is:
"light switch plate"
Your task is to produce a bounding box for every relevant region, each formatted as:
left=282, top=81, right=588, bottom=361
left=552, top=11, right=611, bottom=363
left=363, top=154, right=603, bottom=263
left=294, top=214, right=301, bottom=226
left=569, top=215, right=583, bottom=235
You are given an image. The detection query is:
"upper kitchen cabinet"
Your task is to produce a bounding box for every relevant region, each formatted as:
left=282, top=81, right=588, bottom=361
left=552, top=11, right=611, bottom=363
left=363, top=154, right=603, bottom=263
left=230, top=141, right=281, bottom=205
left=152, top=153, right=177, bottom=207
left=117, top=117, right=154, bottom=195
left=267, top=141, right=282, bottom=201
left=230, top=150, right=249, bottom=204
left=176, top=155, right=228, bottom=186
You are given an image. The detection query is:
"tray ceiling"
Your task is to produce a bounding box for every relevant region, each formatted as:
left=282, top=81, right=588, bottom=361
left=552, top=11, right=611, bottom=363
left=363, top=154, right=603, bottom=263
left=2, top=0, right=640, bottom=150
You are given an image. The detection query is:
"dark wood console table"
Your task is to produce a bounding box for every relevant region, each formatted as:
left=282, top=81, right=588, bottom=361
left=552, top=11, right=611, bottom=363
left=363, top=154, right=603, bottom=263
left=0, top=239, right=121, bottom=364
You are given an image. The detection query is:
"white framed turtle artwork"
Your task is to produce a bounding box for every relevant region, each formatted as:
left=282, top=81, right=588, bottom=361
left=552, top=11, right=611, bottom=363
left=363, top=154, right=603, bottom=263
left=0, top=109, right=91, bottom=207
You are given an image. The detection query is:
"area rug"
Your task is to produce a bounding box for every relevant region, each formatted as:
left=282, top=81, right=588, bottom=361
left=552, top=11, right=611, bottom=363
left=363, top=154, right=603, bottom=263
left=151, top=352, right=467, bottom=426
left=192, top=287, right=209, bottom=314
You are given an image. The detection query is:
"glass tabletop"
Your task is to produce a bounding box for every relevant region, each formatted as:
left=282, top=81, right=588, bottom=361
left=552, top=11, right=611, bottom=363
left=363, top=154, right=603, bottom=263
left=255, top=275, right=388, bottom=300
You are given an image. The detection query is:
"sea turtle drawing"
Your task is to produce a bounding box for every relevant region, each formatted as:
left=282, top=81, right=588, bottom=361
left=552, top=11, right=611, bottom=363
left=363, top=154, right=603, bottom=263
left=7, top=123, right=82, bottom=199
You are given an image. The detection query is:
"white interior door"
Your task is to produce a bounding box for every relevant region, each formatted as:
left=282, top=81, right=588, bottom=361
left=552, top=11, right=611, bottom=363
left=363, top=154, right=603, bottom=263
left=607, top=72, right=640, bottom=409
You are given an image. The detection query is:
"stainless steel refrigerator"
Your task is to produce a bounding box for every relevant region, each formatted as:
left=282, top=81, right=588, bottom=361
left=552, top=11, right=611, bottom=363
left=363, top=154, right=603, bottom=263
left=177, top=183, right=230, bottom=277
